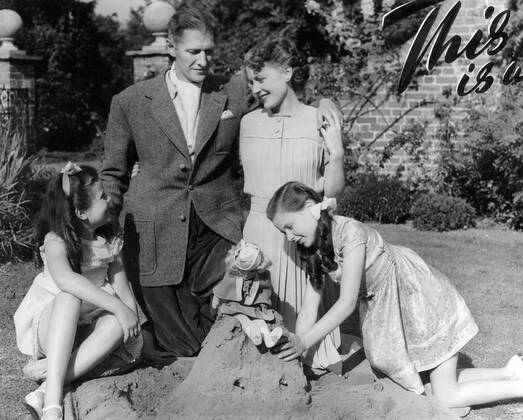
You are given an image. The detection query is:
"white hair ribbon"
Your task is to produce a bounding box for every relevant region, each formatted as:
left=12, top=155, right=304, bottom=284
left=60, top=161, right=82, bottom=196
left=307, top=196, right=337, bottom=221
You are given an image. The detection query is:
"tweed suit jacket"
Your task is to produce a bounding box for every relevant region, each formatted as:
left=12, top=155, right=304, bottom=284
left=102, top=70, right=248, bottom=287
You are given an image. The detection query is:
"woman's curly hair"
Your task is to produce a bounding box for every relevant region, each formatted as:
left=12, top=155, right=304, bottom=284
left=244, top=38, right=310, bottom=93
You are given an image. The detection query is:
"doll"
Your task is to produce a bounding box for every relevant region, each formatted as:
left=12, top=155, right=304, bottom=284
left=213, top=241, right=283, bottom=348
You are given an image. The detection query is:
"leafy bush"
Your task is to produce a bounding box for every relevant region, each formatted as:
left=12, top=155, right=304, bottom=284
left=411, top=193, right=476, bottom=232
left=377, top=87, right=523, bottom=231
left=509, top=191, right=523, bottom=231
left=439, top=107, right=523, bottom=228
left=337, top=173, right=411, bottom=223
left=0, top=126, right=34, bottom=262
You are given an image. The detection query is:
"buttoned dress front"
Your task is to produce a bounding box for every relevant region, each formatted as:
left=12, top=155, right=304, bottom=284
left=240, top=106, right=342, bottom=370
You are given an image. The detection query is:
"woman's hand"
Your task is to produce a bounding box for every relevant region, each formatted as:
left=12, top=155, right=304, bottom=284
left=317, top=98, right=343, bottom=129
left=273, top=332, right=307, bottom=362
left=115, top=303, right=140, bottom=343
left=320, top=117, right=344, bottom=160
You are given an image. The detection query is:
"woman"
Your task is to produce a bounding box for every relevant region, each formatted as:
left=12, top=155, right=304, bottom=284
left=240, top=38, right=346, bottom=371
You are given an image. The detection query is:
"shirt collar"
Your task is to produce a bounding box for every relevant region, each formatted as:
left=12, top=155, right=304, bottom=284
left=166, top=62, right=203, bottom=101
left=165, top=62, right=178, bottom=101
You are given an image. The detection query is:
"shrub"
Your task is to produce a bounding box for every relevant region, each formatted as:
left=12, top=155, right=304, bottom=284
left=0, top=126, right=34, bottom=262
left=411, top=193, right=476, bottom=232
left=440, top=111, right=523, bottom=226
left=508, top=191, right=523, bottom=231
left=337, top=173, right=411, bottom=224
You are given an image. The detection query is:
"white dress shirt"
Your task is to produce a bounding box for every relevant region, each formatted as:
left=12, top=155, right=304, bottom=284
left=166, top=63, right=202, bottom=160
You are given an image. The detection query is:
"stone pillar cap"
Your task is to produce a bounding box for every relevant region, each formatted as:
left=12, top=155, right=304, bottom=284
left=0, top=9, right=23, bottom=51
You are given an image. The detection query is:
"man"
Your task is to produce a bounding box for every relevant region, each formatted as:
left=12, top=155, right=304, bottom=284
left=102, top=5, right=341, bottom=356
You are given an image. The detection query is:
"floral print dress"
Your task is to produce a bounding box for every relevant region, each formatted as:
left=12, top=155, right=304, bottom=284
left=328, top=216, right=479, bottom=393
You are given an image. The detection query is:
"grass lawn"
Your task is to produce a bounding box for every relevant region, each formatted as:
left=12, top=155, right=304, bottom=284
left=0, top=224, right=522, bottom=419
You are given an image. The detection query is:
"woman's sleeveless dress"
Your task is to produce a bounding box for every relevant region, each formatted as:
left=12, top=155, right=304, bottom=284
left=328, top=216, right=479, bottom=393
left=240, top=106, right=342, bottom=370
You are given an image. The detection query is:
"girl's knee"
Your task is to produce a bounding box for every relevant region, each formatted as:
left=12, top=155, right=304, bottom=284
left=96, top=315, right=124, bottom=340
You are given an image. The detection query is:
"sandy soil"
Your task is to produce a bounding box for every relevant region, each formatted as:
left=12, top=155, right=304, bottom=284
left=62, top=316, right=458, bottom=420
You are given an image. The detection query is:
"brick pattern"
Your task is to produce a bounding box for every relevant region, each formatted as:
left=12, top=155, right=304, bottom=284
left=349, top=0, right=510, bottom=174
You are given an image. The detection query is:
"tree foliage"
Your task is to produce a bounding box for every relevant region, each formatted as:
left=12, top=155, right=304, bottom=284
left=0, top=0, right=131, bottom=150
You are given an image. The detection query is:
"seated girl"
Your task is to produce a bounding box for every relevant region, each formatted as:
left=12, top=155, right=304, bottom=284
left=14, top=162, right=142, bottom=420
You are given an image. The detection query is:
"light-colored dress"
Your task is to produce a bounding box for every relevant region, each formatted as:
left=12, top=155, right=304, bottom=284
left=328, top=216, right=479, bottom=393
left=240, top=106, right=341, bottom=370
left=14, top=232, right=142, bottom=362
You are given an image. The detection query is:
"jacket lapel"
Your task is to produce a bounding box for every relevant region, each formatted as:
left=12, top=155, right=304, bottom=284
left=146, top=71, right=191, bottom=159
left=193, top=78, right=227, bottom=159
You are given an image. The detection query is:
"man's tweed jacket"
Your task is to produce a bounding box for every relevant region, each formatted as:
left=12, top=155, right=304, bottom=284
left=102, top=69, right=248, bottom=287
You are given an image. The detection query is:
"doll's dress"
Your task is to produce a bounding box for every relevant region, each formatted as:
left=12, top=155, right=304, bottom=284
left=14, top=232, right=142, bottom=364
left=328, top=216, right=479, bottom=394
left=214, top=269, right=276, bottom=321
left=240, top=106, right=342, bottom=370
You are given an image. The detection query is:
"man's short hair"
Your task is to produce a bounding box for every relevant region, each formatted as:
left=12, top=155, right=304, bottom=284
left=167, top=3, right=216, bottom=40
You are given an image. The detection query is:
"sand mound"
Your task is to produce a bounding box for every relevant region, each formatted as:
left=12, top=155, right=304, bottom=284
left=63, top=316, right=458, bottom=420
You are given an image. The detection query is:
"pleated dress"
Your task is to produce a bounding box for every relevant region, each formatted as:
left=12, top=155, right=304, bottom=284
left=240, top=105, right=342, bottom=369
left=328, top=216, right=479, bottom=393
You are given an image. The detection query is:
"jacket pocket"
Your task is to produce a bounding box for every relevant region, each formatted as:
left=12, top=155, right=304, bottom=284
left=123, top=217, right=157, bottom=275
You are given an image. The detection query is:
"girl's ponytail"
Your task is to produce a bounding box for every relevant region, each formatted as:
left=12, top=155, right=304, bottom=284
left=298, top=209, right=337, bottom=290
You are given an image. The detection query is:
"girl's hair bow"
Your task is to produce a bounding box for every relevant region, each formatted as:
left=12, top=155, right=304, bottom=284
left=60, top=161, right=82, bottom=196
left=307, top=196, right=337, bottom=221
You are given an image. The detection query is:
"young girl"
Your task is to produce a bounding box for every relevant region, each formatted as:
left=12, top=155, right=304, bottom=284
left=14, top=162, right=142, bottom=420
left=267, top=181, right=523, bottom=410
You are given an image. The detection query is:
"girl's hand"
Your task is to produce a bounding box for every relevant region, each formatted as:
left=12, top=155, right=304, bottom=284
left=115, top=303, right=140, bottom=343
left=320, top=116, right=344, bottom=160
left=131, top=161, right=141, bottom=179
left=273, top=332, right=306, bottom=362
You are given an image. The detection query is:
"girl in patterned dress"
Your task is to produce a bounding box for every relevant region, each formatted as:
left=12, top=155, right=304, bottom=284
left=267, top=181, right=523, bottom=410
left=14, top=163, right=142, bottom=420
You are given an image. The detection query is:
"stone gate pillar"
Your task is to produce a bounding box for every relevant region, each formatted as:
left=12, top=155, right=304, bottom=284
left=126, top=0, right=176, bottom=83
left=0, top=9, right=41, bottom=142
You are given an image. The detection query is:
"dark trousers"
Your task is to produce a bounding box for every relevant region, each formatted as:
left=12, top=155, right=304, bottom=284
left=141, top=206, right=233, bottom=356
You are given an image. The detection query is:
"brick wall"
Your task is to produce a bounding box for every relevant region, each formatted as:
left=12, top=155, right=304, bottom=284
left=349, top=0, right=510, bottom=174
